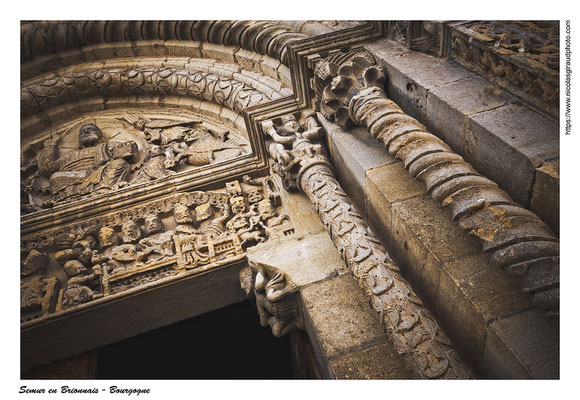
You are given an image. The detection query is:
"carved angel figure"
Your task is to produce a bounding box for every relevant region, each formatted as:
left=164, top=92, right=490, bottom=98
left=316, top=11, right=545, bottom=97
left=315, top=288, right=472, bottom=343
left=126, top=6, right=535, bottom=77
left=124, top=114, right=247, bottom=168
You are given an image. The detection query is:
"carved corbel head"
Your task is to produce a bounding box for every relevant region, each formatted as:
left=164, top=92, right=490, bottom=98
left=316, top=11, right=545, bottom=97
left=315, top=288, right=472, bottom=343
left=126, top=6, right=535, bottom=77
left=240, top=261, right=303, bottom=338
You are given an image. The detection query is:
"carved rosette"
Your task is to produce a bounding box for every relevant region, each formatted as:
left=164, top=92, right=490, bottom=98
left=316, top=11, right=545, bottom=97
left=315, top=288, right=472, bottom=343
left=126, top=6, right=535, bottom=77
left=261, top=112, right=471, bottom=379
left=240, top=261, right=303, bottom=338
left=314, top=50, right=559, bottom=317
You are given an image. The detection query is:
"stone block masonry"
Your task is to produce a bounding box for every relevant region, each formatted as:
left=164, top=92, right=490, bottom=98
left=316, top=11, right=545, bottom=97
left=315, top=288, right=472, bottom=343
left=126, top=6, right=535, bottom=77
left=323, top=115, right=558, bottom=378
left=365, top=39, right=559, bottom=235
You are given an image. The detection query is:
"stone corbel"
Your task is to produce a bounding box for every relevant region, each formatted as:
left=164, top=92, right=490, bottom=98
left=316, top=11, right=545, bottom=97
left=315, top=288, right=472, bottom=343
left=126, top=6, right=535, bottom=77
left=313, top=50, right=559, bottom=317
left=240, top=260, right=303, bottom=338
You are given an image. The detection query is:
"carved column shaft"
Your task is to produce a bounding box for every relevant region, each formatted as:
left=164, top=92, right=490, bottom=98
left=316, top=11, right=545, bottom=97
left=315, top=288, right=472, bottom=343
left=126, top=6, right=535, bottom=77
left=315, top=51, right=559, bottom=316
left=298, top=163, right=471, bottom=379
left=261, top=111, right=471, bottom=378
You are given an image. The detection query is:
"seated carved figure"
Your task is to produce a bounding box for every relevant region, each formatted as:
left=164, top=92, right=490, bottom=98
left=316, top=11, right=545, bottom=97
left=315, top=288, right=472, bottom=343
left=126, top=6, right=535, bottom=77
left=226, top=196, right=264, bottom=248
left=97, top=221, right=147, bottom=274
left=138, top=213, right=175, bottom=264
left=36, top=123, right=138, bottom=203
left=20, top=250, right=59, bottom=320
left=62, top=260, right=103, bottom=307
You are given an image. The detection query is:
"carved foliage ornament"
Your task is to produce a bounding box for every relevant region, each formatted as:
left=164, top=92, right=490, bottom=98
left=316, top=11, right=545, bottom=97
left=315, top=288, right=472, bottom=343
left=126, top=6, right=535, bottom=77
left=314, top=50, right=559, bottom=316
left=21, top=178, right=294, bottom=323
left=260, top=112, right=471, bottom=379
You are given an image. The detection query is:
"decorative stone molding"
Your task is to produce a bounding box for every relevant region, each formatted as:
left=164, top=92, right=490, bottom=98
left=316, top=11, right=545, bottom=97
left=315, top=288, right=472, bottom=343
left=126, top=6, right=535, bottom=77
left=314, top=50, right=559, bottom=316
left=386, top=21, right=444, bottom=56
left=21, top=178, right=295, bottom=324
left=21, top=21, right=308, bottom=65
left=449, top=21, right=559, bottom=119
left=260, top=111, right=471, bottom=379
left=240, top=261, right=303, bottom=338
left=21, top=66, right=267, bottom=119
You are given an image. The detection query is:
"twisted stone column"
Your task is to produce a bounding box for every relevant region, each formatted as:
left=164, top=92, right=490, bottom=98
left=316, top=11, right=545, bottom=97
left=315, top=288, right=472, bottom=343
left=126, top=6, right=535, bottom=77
left=261, top=111, right=472, bottom=379
left=314, top=51, right=559, bottom=316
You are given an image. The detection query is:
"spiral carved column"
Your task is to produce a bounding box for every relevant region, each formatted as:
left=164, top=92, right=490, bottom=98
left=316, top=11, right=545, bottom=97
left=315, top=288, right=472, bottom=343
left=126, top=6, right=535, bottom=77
left=314, top=51, right=559, bottom=317
left=262, top=111, right=472, bottom=379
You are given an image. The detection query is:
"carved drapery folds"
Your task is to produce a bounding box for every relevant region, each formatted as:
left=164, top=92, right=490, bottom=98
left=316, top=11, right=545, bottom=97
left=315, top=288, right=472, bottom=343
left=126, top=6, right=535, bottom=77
left=261, top=112, right=471, bottom=379
left=21, top=116, right=250, bottom=212
left=21, top=178, right=294, bottom=323
left=314, top=50, right=559, bottom=317
left=240, top=261, right=303, bottom=338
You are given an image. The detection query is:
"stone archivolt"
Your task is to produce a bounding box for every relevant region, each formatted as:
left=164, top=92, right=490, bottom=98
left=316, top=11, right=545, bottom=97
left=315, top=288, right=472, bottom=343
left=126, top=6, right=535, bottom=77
left=21, top=21, right=308, bottom=66
left=314, top=50, right=559, bottom=316
left=21, top=66, right=268, bottom=118
left=20, top=177, right=295, bottom=324
left=260, top=111, right=471, bottom=379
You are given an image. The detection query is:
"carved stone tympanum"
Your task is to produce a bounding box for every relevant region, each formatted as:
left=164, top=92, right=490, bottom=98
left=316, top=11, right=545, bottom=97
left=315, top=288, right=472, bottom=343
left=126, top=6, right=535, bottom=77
left=21, top=113, right=251, bottom=213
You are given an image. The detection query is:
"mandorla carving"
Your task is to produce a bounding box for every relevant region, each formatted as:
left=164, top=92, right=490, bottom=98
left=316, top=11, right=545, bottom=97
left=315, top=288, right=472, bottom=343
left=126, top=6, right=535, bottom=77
left=21, top=179, right=295, bottom=323
left=22, top=117, right=249, bottom=210
left=314, top=50, right=559, bottom=317
left=240, top=261, right=303, bottom=338
left=261, top=111, right=472, bottom=379
left=21, top=67, right=267, bottom=119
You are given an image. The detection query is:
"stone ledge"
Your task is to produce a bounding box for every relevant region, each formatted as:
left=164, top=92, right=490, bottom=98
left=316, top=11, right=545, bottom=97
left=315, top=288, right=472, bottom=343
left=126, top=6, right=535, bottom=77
left=364, top=38, right=559, bottom=234
left=321, top=114, right=557, bottom=377
left=299, top=273, right=413, bottom=379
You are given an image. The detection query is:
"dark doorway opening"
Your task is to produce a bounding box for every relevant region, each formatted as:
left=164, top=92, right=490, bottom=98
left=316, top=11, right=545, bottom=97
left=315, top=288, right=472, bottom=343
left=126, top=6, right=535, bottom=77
left=95, top=300, right=293, bottom=379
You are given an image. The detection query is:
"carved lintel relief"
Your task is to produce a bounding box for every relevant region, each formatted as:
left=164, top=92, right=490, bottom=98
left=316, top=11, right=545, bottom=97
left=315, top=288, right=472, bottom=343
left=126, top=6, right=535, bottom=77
left=21, top=112, right=251, bottom=213
left=260, top=111, right=471, bottom=378
left=21, top=178, right=295, bottom=324
left=313, top=50, right=560, bottom=317
left=240, top=261, right=303, bottom=338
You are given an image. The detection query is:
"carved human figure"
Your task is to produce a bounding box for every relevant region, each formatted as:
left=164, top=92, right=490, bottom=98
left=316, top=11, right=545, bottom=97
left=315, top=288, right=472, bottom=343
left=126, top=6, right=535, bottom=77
left=131, top=145, right=176, bottom=183
left=173, top=205, right=198, bottom=235
left=254, top=199, right=290, bottom=236
left=103, top=221, right=147, bottom=273
left=165, top=127, right=246, bottom=168
left=226, top=196, right=265, bottom=248
left=195, top=203, right=229, bottom=238
left=262, top=113, right=323, bottom=166
left=36, top=124, right=139, bottom=203
left=90, top=226, right=125, bottom=273
left=62, top=260, right=103, bottom=307
left=138, top=213, right=175, bottom=264
left=20, top=250, right=59, bottom=319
